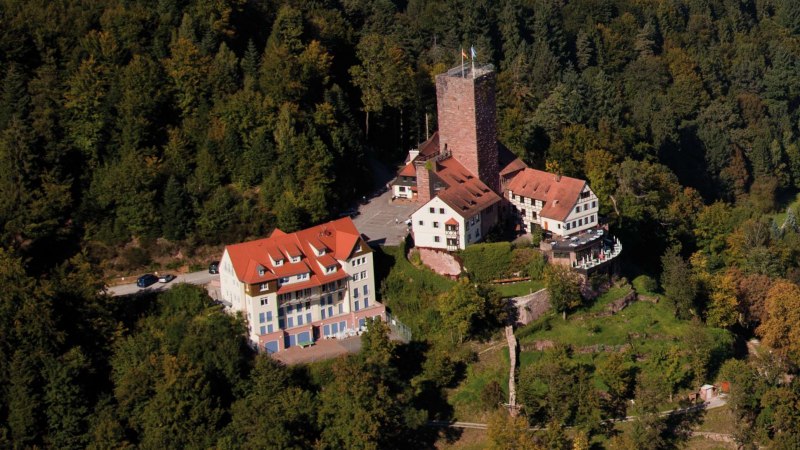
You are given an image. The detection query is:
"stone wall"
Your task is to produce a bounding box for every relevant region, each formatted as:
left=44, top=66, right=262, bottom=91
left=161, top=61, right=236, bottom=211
left=418, top=247, right=462, bottom=278
left=435, top=69, right=499, bottom=193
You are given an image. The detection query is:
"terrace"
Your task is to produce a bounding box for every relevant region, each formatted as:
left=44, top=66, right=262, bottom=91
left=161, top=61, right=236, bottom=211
left=540, top=227, right=623, bottom=275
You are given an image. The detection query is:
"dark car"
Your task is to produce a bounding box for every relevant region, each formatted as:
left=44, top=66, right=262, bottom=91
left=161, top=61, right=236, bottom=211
left=136, top=274, right=158, bottom=288
left=209, top=261, right=220, bottom=274
left=158, top=274, right=176, bottom=283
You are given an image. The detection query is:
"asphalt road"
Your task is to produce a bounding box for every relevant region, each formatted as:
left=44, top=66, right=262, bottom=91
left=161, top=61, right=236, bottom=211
left=108, top=271, right=219, bottom=297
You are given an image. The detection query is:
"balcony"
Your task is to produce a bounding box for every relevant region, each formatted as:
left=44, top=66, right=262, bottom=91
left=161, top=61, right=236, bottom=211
left=278, top=285, right=346, bottom=308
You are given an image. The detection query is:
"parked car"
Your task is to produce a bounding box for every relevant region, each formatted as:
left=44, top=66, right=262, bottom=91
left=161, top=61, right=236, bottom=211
left=209, top=261, right=220, bottom=274
left=136, top=274, right=158, bottom=288
left=158, top=274, right=176, bottom=283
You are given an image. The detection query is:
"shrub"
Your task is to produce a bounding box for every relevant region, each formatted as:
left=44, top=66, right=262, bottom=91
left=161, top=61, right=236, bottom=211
left=528, top=252, right=546, bottom=280
left=633, top=275, right=658, bottom=294
left=122, top=247, right=151, bottom=269
left=460, top=242, right=512, bottom=282
left=480, top=380, right=505, bottom=410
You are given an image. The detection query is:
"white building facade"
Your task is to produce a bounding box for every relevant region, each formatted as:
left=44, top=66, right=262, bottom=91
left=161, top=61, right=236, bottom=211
left=219, top=218, right=383, bottom=354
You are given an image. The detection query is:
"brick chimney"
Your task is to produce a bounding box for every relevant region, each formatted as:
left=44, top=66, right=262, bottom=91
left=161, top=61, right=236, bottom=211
left=415, top=161, right=433, bottom=203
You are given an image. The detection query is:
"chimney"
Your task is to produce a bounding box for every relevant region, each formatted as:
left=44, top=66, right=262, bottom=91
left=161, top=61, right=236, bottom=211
left=415, top=161, right=434, bottom=203
left=555, top=174, right=561, bottom=182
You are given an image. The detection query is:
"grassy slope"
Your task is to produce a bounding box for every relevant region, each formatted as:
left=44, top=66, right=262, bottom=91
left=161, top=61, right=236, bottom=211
left=493, top=280, right=545, bottom=298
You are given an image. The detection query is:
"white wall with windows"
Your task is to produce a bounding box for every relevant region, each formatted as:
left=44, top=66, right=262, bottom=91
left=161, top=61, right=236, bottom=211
left=410, top=197, right=467, bottom=250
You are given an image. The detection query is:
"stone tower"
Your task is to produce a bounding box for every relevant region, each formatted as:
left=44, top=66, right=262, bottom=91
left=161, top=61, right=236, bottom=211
left=435, top=65, right=499, bottom=193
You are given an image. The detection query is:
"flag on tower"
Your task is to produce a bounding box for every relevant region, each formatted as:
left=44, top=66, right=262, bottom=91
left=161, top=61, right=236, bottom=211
left=470, top=46, right=476, bottom=78
left=461, top=48, right=468, bottom=59
left=461, top=47, right=466, bottom=77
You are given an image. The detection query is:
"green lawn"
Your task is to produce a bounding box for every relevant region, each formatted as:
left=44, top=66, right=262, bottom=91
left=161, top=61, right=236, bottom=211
left=493, top=279, right=544, bottom=298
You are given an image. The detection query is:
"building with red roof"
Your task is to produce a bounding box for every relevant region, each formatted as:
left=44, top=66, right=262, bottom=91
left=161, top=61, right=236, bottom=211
left=219, top=217, right=384, bottom=353
left=395, top=63, right=601, bottom=253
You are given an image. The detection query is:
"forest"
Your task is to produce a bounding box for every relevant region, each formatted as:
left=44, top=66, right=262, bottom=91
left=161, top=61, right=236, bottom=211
left=3, top=0, right=800, bottom=448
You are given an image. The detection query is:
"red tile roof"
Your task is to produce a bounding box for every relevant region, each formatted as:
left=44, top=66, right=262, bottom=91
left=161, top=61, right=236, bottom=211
left=445, top=217, right=459, bottom=226
left=399, top=163, right=416, bottom=177
left=506, top=169, right=586, bottom=221
left=418, top=132, right=439, bottom=157
left=224, top=217, right=364, bottom=285
left=427, top=157, right=501, bottom=218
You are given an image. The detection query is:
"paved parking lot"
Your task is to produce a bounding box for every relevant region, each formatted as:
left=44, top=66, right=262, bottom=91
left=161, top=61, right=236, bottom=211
left=352, top=189, right=418, bottom=247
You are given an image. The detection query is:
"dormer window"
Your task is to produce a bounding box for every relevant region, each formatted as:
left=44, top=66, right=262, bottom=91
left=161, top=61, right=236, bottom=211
left=279, top=277, right=289, bottom=284
left=257, top=265, right=266, bottom=276
left=325, top=265, right=337, bottom=273
left=317, top=248, right=326, bottom=256
left=275, top=259, right=284, bottom=267
left=291, top=256, right=301, bottom=263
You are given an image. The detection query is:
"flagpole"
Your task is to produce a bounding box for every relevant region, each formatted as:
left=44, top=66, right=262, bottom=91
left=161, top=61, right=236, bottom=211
left=461, top=48, right=464, bottom=77
left=471, top=46, right=476, bottom=79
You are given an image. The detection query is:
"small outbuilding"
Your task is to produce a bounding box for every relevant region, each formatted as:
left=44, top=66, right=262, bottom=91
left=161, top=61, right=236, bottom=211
left=700, top=384, right=717, bottom=401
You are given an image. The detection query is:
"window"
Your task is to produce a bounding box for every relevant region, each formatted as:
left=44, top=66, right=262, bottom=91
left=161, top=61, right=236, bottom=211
left=291, top=256, right=301, bottom=263
left=557, top=223, right=561, bottom=229
left=353, top=289, right=359, bottom=298
left=565, top=223, right=570, bottom=230
left=296, top=272, right=308, bottom=281
left=360, top=271, right=367, bottom=279
left=267, top=311, right=273, bottom=321
left=338, top=303, right=344, bottom=314
left=439, top=208, right=445, bottom=214
left=364, top=298, right=369, bottom=308
left=305, top=301, right=310, bottom=310
left=575, top=206, right=581, bottom=213
left=279, top=277, right=289, bottom=283
left=257, top=267, right=265, bottom=276
left=260, top=298, right=268, bottom=305
left=352, top=272, right=360, bottom=281
left=354, top=300, right=360, bottom=311
left=321, top=308, right=326, bottom=319
left=286, top=304, right=293, bottom=313
left=267, top=324, right=274, bottom=333
left=418, top=220, right=423, bottom=226
left=429, top=207, right=434, bottom=213
left=279, top=319, right=285, bottom=329
left=260, top=326, right=266, bottom=335
left=287, top=317, right=294, bottom=328
left=592, top=200, right=597, bottom=208
left=259, top=283, right=269, bottom=292
left=520, top=208, right=525, bottom=216
left=297, top=315, right=303, bottom=325
left=363, top=285, right=368, bottom=295
left=434, top=236, right=440, bottom=242
left=278, top=307, right=284, bottom=316
left=259, top=312, right=265, bottom=323
left=306, top=313, right=311, bottom=323
left=399, top=186, right=406, bottom=192
left=433, top=221, right=439, bottom=228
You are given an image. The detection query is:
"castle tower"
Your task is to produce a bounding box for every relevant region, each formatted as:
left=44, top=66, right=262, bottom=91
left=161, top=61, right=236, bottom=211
left=435, top=65, right=500, bottom=193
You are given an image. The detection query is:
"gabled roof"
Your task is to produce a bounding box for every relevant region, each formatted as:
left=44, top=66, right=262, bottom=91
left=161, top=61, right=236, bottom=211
left=415, top=156, right=501, bottom=218
left=399, top=163, right=416, bottom=177
left=224, top=217, right=364, bottom=285
left=445, top=217, right=459, bottom=226
left=507, top=169, right=587, bottom=222
left=498, top=144, right=527, bottom=178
